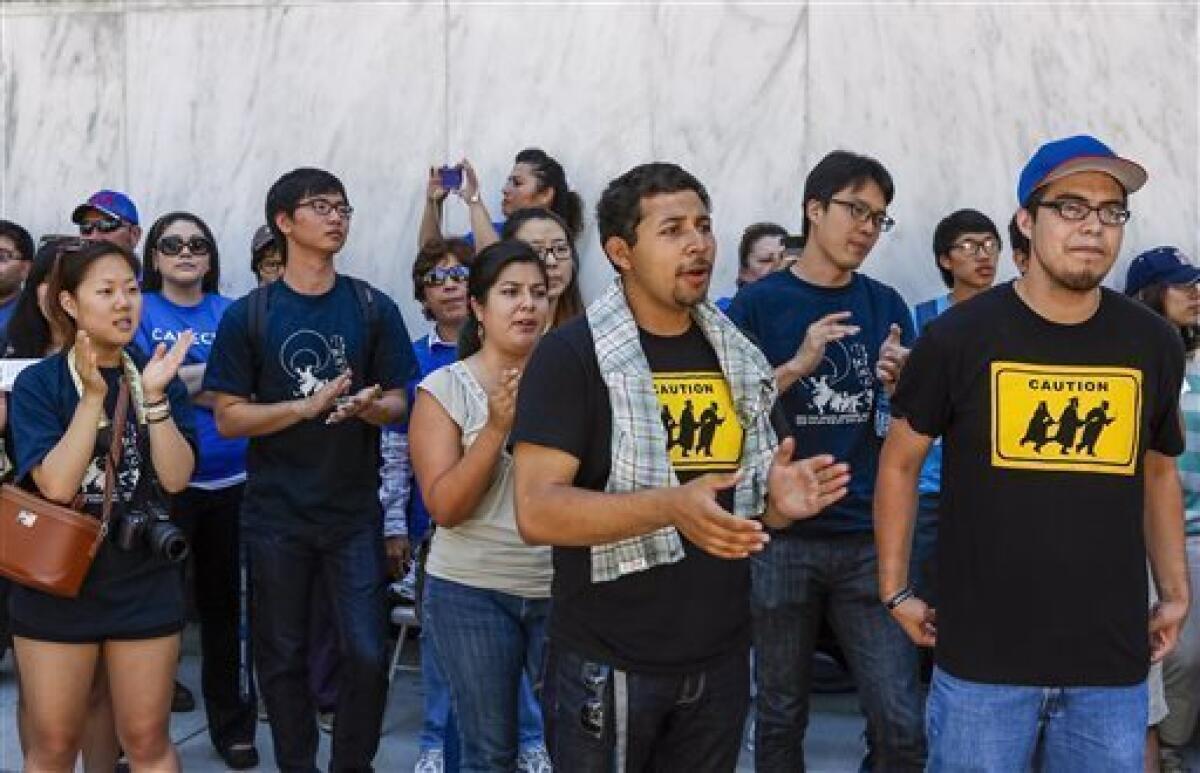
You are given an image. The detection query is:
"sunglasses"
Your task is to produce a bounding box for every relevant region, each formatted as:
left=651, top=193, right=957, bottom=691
left=157, top=235, right=212, bottom=256
left=422, top=265, right=469, bottom=287
left=79, top=218, right=125, bottom=236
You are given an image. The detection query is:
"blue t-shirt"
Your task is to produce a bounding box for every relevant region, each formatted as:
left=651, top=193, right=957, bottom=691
left=203, top=275, right=418, bottom=530
left=727, top=269, right=915, bottom=535
left=0, top=296, right=18, bottom=337
left=912, top=293, right=952, bottom=496
left=135, top=292, right=247, bottom=487
left=8, top=350, right=196, bottom=640
left=405, top=331, right=459, bottom=543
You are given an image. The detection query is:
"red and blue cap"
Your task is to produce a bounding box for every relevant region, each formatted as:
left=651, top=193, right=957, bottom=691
left=1017, top=135, right=1147, bottom=206
left=1124, top=247, right=1200, bottom=296
left=71, top=190, right=140, bottom=226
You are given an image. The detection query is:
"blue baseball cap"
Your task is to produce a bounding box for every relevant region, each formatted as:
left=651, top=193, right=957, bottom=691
left=1125, top=247, right=1200, bottom=296
left=71, top=190, right=140, bottom=226
left=1017, top=135, right=1147, bottom=206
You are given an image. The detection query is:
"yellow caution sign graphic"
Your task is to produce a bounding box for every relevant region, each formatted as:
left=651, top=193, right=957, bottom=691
left=653, top=372, right=743, bottom=472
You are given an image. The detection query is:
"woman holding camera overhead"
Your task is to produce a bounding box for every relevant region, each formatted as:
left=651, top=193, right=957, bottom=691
left=8, top=239, right=196, bottom=772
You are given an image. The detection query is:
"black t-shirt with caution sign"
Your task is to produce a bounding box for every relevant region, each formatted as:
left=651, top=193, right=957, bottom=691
left=891, top=283, right=1185, bottom=686
left=512, top=318, right=749, bottom=673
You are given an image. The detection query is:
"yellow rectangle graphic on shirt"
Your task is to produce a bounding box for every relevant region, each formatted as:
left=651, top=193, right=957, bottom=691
left=653, top=372, right=743, bottom=472
left=991, top=362, right=1141, bottom=475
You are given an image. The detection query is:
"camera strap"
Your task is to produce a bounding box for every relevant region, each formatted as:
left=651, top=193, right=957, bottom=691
left=94, top=378, right=131, bottom=547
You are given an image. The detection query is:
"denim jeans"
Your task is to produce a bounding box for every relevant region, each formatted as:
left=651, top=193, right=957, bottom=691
left=927, top=667, right=1147, bottom=772
left=248, top=521, right=389, bottom=773
left=423, top=575, right=549, bottom=772
left=419, top=623, right=547, bottom=753
left=751, top=533, right=925, bottom=772
left=550, top=643, right=749, bottom=772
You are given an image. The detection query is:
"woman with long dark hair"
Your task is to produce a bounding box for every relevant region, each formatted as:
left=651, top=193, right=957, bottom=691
left=503, top=207, right=584, bottom=331
left=410, top=240, right=553, bottom=771
left=419, top=147, right=584, bottom=250
left=1127, top=246, right=1200, bottom=771
left=137, top=212, right=258, bottom=769
left=9, top=240, right=195, bottom=771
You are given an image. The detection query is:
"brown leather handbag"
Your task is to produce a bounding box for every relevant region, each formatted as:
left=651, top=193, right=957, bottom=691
left=0, top=378, right=129, bottom=598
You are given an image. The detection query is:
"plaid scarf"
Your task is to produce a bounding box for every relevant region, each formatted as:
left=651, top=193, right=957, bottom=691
left=586, top=278, right=778, bottom=583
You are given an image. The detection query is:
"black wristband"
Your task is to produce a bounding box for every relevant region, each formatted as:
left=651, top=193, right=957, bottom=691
left=146, top=412, right=172, bottom=424
left=884, top=586, right=915, bottom=610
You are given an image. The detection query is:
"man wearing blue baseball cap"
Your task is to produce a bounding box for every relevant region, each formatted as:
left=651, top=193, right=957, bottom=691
left=876, top=134, right=1189, bottom=771
left=72, top=189, right=142, bottom=253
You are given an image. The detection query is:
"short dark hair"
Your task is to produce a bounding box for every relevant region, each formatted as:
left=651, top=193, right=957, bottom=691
left=931, top=209, right=1001, bottom=288
left=801, top=150, right=894, bottom=240
left=412, top=238, right=475, bottom=319
left=596, top=163, right=711, bottom=261
left=457, top=240, right=548, bottom=358
left=46, top=240, right=140, bottom=346
left=141, top=212, right=220, bottom=293
left=0, top=220, right=34, bottom=263
left=1007, top=213, right=1030, bottom=258
left=738, top=222, right=788, bottom=270
left=264, top=168, right=348, bottom=260
left=514, top=148, right=584, bottom=238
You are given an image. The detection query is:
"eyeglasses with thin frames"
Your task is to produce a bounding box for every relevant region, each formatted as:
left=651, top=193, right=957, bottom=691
left=296, top=198, right=354, bottom=219
left=1036, top=199, right=1131, bottom=226
left=828, top=198, right=895, bottom=232
left=532, top=243, right=572, bottom=263
left=949, top=237, right=1001, bottom=258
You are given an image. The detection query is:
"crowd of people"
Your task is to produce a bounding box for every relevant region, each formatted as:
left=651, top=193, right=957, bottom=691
left=0, top=133, right=1193, bottom=773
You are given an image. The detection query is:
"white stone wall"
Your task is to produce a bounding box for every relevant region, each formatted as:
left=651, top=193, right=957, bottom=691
left=1, top=0, right=1195, bottom=335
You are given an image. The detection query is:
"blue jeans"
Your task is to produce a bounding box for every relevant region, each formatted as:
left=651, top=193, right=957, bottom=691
left=927, top=667, right=1148, bottom=772
left=423, top=575, right=549, bottom=772
left=751, top=533, right=925, bottom=772
left=419, top=625, right=546, bottom=752
left=248, top=522, right=389, bottom=773
left=550, top=644, right=749, bottom=772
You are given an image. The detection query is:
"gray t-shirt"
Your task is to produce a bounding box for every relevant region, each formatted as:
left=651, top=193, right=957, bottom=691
left=421, top=361, right=552, bottom=598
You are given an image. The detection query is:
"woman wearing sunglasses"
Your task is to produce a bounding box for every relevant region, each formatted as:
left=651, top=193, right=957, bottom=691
left=8, top=239, right=195, bottom=771
left=137, top=213, right=259, bottom=769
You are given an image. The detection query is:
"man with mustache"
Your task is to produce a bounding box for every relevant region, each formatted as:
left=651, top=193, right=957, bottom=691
left=513, top=162, right=850, bottom=770
left=726, top=150, right=924, bottom=771
left=876, top=135, right=1189, bottom=770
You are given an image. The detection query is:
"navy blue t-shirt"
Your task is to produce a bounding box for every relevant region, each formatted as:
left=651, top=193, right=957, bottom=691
left=8, top=349, right=196, bottom=641
left=727, top=269, right=914, bottom=535
left=203, top=275, right=417, bottom=530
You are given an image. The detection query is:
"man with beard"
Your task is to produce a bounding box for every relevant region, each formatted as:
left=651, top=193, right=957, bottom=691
left=876, top=135, right=1189, bottom=770
left=726, top=151, right=924, bottom=771
left=512, top=162, right=851, bottom=770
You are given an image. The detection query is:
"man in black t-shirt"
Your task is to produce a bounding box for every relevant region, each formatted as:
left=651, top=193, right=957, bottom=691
left=511, top=163, right=850, bottom=771
left=876, top=135, right=1190, bottom=771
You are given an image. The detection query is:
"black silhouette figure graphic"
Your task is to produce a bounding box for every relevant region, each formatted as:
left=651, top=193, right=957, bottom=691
left=696, top=402, right=726, bottom=457
left=1052, top=397, right=1083, bottom=455
left=661, top=405, right=678, bottom=449
left=1019, top=401, right=1057, bottom=452
left=1076, top=400, right=1116, bottom=456
left=677, top=400, right=698, bottom=457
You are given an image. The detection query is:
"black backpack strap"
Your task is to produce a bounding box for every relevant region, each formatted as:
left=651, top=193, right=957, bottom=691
left=348, top=276, right=380, bottom=386
left=245, top=283, right=273, bottom=395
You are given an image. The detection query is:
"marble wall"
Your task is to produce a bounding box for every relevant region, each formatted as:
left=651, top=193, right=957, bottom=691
left=1, top=0, right=1196, bottom=334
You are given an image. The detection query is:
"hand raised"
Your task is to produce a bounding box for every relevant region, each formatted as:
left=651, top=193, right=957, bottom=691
left=667, top=471, right=770, bottom=560
left=141, top=330, right=194, bottom=401
left=326, top=383, right=384, bottom=425
left=876, top=323, right=910, bottom=396
left=74, top=331, right=108, bottom=400
left=485, top=368, right=519, bottom=434
left=457, top=158, right=481, bottom=202
left=426, top=165, right=449, bottom=203
left=766, top=437, right=850, bottom=522
left=298, top=371, right=353, bottom=421
left=789, top=312, right=860, bottom=378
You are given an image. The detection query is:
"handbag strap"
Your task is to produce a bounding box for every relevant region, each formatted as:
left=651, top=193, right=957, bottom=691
left=95, top=377, right=131, bottom=543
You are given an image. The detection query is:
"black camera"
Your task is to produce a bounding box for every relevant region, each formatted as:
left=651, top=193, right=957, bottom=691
left=115, top=493, right=189, bottom=563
